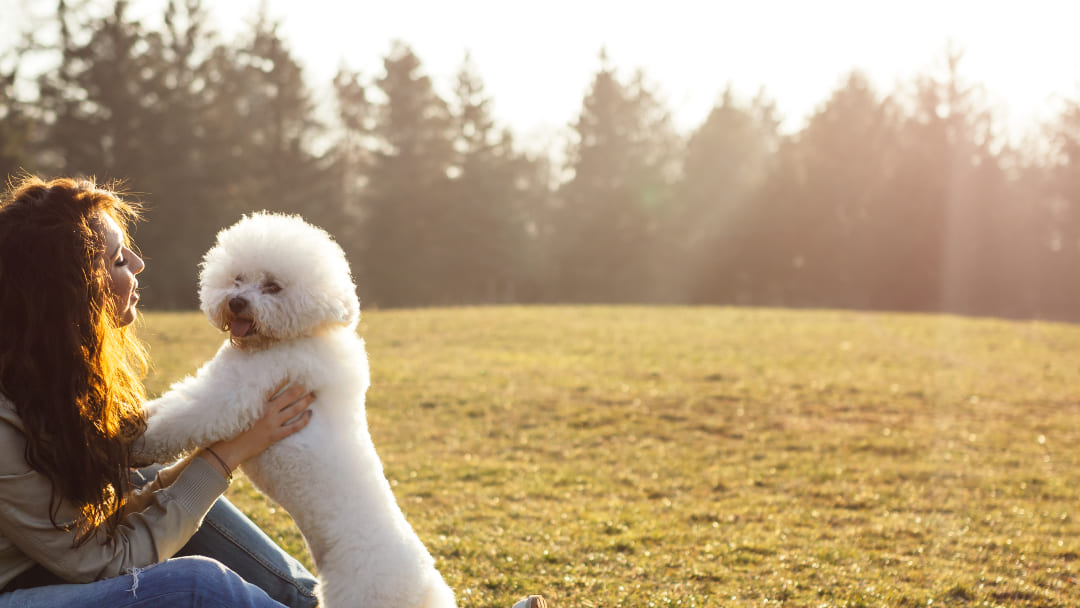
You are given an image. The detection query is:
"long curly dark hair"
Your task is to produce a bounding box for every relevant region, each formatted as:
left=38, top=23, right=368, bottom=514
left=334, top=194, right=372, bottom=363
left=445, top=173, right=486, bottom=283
left=0, top=175, right=148, bottom=545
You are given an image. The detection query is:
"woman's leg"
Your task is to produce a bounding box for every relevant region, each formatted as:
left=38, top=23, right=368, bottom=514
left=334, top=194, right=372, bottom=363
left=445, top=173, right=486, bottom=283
left=0, top=556, right=286, bottom=608
left=174, top=497, right=319, bottom=608
left=134, top=466, right=319, bottom=608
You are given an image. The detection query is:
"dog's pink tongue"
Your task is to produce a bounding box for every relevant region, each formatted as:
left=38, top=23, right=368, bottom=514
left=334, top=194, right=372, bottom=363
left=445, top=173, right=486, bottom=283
left=230, top=318, right=253, bottom=338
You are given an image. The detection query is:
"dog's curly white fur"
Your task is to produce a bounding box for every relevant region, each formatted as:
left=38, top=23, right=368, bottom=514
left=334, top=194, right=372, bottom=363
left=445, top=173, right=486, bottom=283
left=133, top=212, right=455, bottom=608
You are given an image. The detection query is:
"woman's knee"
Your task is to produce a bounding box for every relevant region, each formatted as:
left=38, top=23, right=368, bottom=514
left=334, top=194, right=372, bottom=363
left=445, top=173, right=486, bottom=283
left=175, top=554, right=237, bottom=574
left=147, top=556, right=281, bottom=607
left=139, top=556, right=232, bottom=593
left=181, top=498, right=318, bottom=608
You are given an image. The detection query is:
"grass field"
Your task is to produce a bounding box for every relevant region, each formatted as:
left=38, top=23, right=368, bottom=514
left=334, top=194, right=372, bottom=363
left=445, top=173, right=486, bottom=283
left=139, top=306, right=1080, bottom=608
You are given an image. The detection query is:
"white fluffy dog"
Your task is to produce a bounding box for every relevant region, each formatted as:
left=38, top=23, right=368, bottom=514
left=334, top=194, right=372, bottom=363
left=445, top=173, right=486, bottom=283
left=134, top=212, right=456, bottom=608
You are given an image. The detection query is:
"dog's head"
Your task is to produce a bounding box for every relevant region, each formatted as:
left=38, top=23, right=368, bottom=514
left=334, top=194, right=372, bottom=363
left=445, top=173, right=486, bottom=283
left=199, top=212, right=360, bottom=349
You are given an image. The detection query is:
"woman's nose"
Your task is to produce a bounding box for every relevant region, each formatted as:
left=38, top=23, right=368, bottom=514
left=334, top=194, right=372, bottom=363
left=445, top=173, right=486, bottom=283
left=132, top=252, right=145, bottom=274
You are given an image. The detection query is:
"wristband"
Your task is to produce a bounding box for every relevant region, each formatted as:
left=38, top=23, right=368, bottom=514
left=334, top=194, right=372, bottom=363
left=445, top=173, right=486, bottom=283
left=202, top=446, right=233, bottom=483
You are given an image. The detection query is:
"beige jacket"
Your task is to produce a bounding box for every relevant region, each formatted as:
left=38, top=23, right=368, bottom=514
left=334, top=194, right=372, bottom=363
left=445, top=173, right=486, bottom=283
left=0, top=396, right=227, bottom=589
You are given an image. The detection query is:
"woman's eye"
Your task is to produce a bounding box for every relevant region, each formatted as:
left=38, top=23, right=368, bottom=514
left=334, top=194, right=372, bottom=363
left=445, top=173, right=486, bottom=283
left=234, top=275, right=243, bottom=284
left=115, top=256, right=127, bottom=267
left=262, top=282, right=282, bottom=294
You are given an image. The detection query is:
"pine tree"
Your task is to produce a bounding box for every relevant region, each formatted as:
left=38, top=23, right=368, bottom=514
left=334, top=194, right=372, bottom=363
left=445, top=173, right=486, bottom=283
left=888, top=49, right=1006, bottom=314
left=1041, top=95, right=1080, bottom=318
left=321, top=67, right=374, bottom=283
left=31, top=0, right=215, bottom=306
left=35, top=0, right=154, bottom=178
left=442, top=52, right=539, bottom=303
left=0, top=51, right=30, bottom=180
left=132, top=0, right=235, bottom=307
left=676, top=87, right=779, bottom=304
left=207, top=11, right=326, bottom=220
left=554, top=53, right=679, bottom=302
left=330, top=67, right=373, bottom=222
left=755, top=72, right=900, bottom=308
left=360, top=41, right=455, bottom=307
left=28, top=0, right=328, bottom=307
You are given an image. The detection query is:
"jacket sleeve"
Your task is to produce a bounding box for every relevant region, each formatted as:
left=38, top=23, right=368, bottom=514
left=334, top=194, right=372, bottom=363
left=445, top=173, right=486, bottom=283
left=0, top=422, right=228, bottom=583
left=119, top=455, right=199, bottom=518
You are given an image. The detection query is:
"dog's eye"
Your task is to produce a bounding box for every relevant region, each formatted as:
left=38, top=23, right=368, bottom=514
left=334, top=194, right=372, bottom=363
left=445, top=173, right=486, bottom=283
left=262, top=281, right=282, bottom=294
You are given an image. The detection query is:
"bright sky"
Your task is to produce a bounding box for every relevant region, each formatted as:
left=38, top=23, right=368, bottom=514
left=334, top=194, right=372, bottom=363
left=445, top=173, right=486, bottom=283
left=7, top=0, right=1080, bottom=149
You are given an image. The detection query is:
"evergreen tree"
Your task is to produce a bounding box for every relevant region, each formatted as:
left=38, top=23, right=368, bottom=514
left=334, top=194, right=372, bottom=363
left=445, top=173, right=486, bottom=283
left=27, top=0, right=209, bottom=305
left=887, top=49, right=1006, bottom=314
left=322, top=67, right=374, bottom=283
left=0, top=51, right=31, bottom=180
left=1041, top=95, right=1080, bottom=318
left=10, top=9, right=1076, bottom=318
left=133, top=0, right=236, bottom=306
left=676, top=86, right=779, bottom=304
left=443, top=52, right=539, bottom=303
left=751, top=72, right=900, bottom=308
left=207, top=11, right=327, bottom=221
left=554, top=53, right=679, bottom=302
left=29, top=0, right=209, bottom=305
left=35, top=0, right=154, bottom=178
left=329, top=67, right=373, bottom=220
left=360, top=41, right=455, bottom=307
left=28, top=0, right=327, bottom=307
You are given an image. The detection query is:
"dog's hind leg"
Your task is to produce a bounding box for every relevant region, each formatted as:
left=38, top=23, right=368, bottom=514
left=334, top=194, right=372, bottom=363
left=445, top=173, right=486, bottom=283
left=419, top=574, right=457, bottom=608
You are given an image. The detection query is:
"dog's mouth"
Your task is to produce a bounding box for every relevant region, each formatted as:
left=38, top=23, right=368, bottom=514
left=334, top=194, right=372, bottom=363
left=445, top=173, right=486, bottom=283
left=226, top=316, right=257, bottom=339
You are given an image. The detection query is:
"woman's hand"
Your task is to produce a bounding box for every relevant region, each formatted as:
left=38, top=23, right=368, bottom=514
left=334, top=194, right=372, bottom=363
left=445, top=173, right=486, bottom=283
left=198, top=379, right=315, bottom=479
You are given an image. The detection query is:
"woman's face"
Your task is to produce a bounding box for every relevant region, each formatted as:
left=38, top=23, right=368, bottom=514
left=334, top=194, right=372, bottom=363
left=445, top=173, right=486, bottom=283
left=99, top=213, right=145, bottom=326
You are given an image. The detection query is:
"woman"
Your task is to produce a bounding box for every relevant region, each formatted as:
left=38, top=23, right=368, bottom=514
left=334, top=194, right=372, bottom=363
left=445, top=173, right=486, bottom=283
left=0, top=176, right=549, bottom=608
left=0, top=176, right=318, bottom=607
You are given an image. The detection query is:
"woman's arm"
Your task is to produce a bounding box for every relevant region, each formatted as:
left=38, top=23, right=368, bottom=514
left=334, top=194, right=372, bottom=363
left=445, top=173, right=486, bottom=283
left=0, top=424, right=227, bottom=583
left=119, top=454, right=198, bottom=518
left=0, top=383, right=313, bottom=583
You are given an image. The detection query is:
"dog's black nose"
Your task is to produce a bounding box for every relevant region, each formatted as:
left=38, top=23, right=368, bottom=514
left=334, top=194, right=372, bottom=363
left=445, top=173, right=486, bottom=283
left=229, top=297, right=248, bottom=314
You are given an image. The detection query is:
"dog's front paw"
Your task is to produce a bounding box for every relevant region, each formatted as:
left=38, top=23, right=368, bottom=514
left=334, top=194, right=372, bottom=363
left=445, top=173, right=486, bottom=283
left=130, top=424, right=193, bottom=465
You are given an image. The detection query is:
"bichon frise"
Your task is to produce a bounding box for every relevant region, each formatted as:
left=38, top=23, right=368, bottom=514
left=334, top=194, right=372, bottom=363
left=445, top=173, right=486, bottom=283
left=134, top=212, right=456, bottom=608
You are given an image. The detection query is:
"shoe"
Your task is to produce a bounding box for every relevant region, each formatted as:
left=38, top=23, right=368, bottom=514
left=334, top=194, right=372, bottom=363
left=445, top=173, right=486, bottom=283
left=512, top=595, right=548, bottom=608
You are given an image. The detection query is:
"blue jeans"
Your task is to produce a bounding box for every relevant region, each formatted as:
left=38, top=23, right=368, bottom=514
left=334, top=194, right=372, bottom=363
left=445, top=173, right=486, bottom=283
left=172, top=497, right=318, bottom=607
left=0, top=468, right=319, bottom=607
left=0, top=555, right=288, bottom=607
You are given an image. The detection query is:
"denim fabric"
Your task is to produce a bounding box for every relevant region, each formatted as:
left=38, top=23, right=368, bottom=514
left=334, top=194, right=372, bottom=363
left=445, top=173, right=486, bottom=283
left=175, top=496, right=318, bottom=608
left=1, top=466, right=319, bottom=608
left=0, top=556, right=286, bottom=608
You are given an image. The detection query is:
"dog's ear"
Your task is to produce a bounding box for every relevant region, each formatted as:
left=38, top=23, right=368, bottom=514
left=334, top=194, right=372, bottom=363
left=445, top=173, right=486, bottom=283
left=335, top=288, right=361, bottom=326
left=343, top=296, right=360, bottom=325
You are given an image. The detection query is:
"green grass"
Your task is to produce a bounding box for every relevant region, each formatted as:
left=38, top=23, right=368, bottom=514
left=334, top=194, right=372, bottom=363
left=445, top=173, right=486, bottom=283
left=138, top=306, right=1080, bottom=607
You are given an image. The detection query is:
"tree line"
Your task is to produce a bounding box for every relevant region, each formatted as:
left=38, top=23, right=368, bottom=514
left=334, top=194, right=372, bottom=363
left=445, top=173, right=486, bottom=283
left=3, top=1, right=1080, bottom=321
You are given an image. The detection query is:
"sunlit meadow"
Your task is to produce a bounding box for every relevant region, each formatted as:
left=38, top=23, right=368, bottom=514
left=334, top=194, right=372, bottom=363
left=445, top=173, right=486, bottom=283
left=140, top=306, right=1080, bottom=607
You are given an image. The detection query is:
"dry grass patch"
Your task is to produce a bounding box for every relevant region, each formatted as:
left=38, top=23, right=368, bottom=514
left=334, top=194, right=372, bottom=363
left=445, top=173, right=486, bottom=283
left=140, top=306, right=1080, bottom=607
